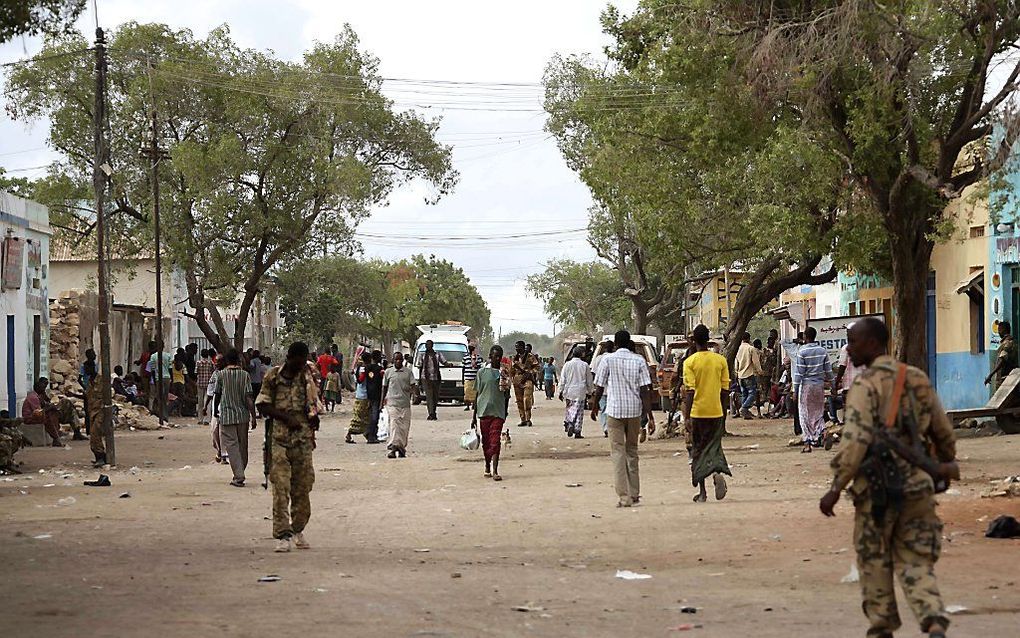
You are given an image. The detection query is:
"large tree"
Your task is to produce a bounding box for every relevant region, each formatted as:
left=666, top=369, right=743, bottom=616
left=525, top=258, right=631, bottom=334
left=0, top=0, right=86, bottom=42
left=697, top=0, right=1020, bottom=368
left=544, top=8, right=863, bottom=361
left=6, top=22, right=457, bottom=351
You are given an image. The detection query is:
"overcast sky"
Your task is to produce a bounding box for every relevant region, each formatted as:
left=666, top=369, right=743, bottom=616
left=1, top=1, right=639, bottom=338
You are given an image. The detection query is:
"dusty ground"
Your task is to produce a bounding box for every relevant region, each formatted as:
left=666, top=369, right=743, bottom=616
left=2, top=396, right=1018, bottom=638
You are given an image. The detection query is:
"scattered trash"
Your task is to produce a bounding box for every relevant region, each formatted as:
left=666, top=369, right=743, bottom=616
left=83, top=474, right=111, bottom=487
left=769, top=534, right=782, bottom=541
left=591, top=514, right=602, bottom=519
left=258, top=575, right=281, bottom=583
left=414, top=548, right=431, bottom=553
left=56, top=496, right=76, bottom=506
left=841, top=563, right=860, bottom=584
left=178, top=465, right=191, bottom=471
left=512, top=605, right=545, bottom=612
left=946, top=604, right=969, bottom=615
left=565, top=483, right=582, bottom=488
left=741, top=444, right=760, bottom=450
left=981, top=476, right=1020, bottom=499
left=944, top=488, right=961, bottom=495
left=451, top=572, right=462, bottom=579
left=129, top=466, right=140, bottom=475
left=679, top=606, right=697, bottom=614
left=668, top=624, right=702, bottom=631
left=43, top=483, right=55, bottom=488
left=118, top=492, right=131, bottom=499
left=32, top=533, right=52, bottom=540
left=986, top=515, right=1020, bottom=538
left=313, top=588, right=328, bottom=593
left=615, top=570, right=652, bottom=580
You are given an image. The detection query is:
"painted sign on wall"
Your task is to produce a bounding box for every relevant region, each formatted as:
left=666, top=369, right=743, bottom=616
left=807, top=313, right=886, bottom=365
left=2, top=236, right=24, bottom=291
left=994, top=237, right=1020, bottom=264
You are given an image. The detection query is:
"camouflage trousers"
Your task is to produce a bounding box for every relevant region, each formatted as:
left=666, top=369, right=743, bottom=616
left=270, top=441, right=315, bottom=539
left=88, top=391, right=105, bottom=456
left=853, top=493, right=948, bottom=636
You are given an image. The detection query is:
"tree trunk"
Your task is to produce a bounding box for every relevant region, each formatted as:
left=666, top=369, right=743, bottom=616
left=889, top=232, right=933, bottom=370
left=630, top=301, right=650, bottom=335
left=183, top=264, right=229, bottom=351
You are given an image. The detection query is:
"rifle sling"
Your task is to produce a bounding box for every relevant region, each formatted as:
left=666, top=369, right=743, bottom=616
left=884, top=363, right=907, bottom=430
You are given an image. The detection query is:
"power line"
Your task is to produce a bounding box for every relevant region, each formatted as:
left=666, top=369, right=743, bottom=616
left=0, top=47, right=93, bottom=68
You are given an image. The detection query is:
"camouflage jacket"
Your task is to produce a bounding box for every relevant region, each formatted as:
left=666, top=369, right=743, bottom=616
left=830, top=355, right=956, bottom=499
left=511, top=353, right=540, bottom=386
left=256, top=366, right=315, bottom=448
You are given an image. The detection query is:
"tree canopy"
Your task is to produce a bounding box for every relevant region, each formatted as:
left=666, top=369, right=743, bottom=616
left=6, top=22, right=457, bottom=351
left=526, top=258, right=630, bottom=335
left=277, top=254, right=492, bottom=352
left=0, top=0, right=86, bottom=42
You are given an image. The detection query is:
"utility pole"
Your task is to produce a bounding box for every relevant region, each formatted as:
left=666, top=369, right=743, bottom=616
left=143, top=59, right=168, bottom=427
left=92, top=26, right=115, bottom=464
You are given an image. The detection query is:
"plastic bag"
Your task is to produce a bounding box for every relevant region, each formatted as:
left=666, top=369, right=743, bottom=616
left=377, top=408, right=390, bottom=441
left=460, top=426, right=480, bottom=451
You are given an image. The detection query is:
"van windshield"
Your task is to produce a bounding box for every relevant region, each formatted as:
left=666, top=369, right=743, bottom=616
left=416, top=343, right=468, bottom=366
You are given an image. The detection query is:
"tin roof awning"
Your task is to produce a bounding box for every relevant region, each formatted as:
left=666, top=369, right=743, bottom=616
left=768, top=303, right=805, bottom=327
left=955, top=269, right=984, bottom=303
left=112, top=302, right=155, bottom=313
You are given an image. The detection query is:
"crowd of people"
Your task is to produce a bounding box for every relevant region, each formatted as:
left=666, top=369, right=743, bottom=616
left=14, top=321, right=965, bottom=637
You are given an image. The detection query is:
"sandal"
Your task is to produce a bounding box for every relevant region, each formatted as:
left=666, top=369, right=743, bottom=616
left=693, top=493, right=707, bottom=503
left=713, top=474, right=728, bottom=501
left=484, top=472, right=492, bottom=478
left=801, top=445, right=812, bottom=453
left=492, top=475, right=502, bottom=481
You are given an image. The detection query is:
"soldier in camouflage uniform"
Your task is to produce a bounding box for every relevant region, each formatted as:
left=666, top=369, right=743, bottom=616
left=820, top=318, right=955, bottom=638
left=256, top=342, right=320, bottom=553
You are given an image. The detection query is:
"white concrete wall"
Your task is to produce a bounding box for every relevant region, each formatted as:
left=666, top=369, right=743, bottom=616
left=0, top=191, right=51, bottom=416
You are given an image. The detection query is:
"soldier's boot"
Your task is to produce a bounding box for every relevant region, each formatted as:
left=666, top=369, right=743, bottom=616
left=92, top=452, right=107, bottom=467
left=274, top=537, right=292, bottom=553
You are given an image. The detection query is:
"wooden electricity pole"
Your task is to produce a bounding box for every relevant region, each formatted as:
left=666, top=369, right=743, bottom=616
left=143, top=60, right=168, bottom=427
left=92, top=26, right=115, bottom=464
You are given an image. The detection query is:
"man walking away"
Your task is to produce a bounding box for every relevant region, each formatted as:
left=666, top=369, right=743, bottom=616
left=365, top=351, right=384, bottom=444
left=985, top=321, right=1017, bottom=390
left=543, top=358, right=558, bottom=400
left=316, top=347, right=336, bottom=396
left=591, top=330, right=656, bottom=507
left=196, top=349, right=215, bottom=424
left=793, top=326, right=832, bottom=452
left=735, top=332, right=763, bottom=420
left=216, top=349, right=255, bottom=487
left=682, top=324, right=732, bottom=503
left=559, top=346, right=592, bottom=438
left=462, top=344, right=482, bottom=412
left=591, top=341, right=615, bottom=437
left=820, top=317, right=956, bottom=638
left=474, top=345, right=509, bottom=480
left=257, top=342, right=320, bottom=553
left=420, top=340, right=446, bottom=421
left=383, top=352, right=417, bottom=459
left=511, top=341, right=540, bottom=427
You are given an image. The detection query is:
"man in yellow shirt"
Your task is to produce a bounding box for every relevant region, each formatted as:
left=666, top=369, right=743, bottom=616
left=682, top=324, right=732, bottom=503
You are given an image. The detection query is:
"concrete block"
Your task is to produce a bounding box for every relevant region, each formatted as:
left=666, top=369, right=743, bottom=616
left=20, top=422, right=48, bottom=447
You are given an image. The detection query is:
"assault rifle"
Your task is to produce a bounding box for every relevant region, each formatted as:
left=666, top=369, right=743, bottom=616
left=876, top=364, right=960, bottom=494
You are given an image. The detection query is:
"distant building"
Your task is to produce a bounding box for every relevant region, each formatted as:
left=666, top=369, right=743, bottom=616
left=0, top=191, right=52, bottom=416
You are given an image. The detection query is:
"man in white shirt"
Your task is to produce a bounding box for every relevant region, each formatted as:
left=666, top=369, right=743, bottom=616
left=559, top=345, right=593, bottom=438
left=590, top=330, right=657, bottom=508
left=734, top=332, right=764, bottom=420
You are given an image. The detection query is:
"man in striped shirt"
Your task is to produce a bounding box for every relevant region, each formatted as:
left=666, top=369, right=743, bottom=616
left=792, top=326, right=832, bottom=452
left=215, top=348, right=255, bottom=486
left=462, top=344, right=483, bottom=411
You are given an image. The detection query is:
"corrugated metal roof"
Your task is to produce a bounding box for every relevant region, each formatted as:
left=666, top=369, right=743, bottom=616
left=49, top=234, right=153, bottom=262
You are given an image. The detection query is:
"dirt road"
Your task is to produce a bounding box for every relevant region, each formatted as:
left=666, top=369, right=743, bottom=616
left=2, top=396, right=1018, bottom=637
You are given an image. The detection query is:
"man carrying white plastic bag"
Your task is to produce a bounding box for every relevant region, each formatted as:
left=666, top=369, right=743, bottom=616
left=382, top=352, right=416, bottom=459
